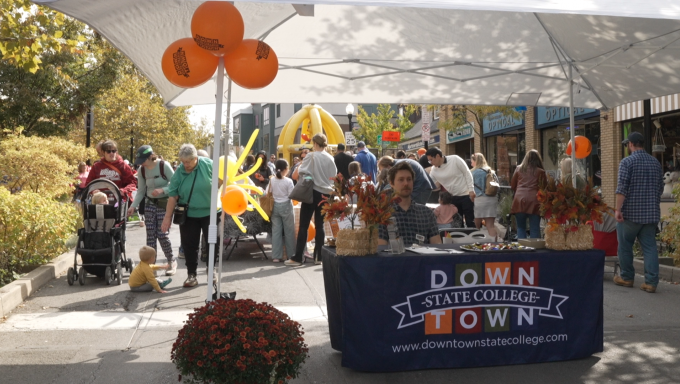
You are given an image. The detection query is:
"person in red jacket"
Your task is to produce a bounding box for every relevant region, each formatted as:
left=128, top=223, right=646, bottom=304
left=85, top=139, right=137, bottom=201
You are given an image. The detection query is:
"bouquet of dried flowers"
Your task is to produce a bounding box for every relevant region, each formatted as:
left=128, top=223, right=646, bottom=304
left=537, top=174, right=609, bottom=233
left=171, top=298, right=308, bottom=384
left=320, top=174, right=396, bottom=228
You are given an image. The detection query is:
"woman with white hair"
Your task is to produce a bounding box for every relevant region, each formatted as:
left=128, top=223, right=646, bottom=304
left=161, top=144, right=221, bottom=288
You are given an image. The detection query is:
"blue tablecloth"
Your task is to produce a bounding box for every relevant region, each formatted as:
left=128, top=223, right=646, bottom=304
left=321, top=245, right=605, bottom=372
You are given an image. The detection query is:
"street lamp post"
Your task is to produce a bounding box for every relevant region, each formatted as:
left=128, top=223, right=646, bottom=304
left=346, top=103, right=354, bottom=148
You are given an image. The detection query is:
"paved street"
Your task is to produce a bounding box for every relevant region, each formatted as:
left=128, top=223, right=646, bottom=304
left=1, top=223, right=680, bottom=383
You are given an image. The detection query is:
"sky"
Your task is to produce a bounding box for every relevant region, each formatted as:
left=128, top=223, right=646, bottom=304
left=187, top=103, right=251, bottom=130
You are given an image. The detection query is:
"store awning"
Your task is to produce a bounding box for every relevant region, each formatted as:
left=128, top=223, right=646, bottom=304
left=34, top=0, right=680, bottom=110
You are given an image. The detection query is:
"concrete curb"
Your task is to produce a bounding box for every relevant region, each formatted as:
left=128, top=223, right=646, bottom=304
left=633, top=259, right=680, bottom=283
left=0, top=249, right=74, bottom=317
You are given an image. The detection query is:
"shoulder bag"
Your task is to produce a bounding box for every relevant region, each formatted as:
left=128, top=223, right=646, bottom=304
left=173, top=170, right=198, bottom=225
left=288, top=153, right=315, bottom=204
left=259, top=178, right=275, bottom=217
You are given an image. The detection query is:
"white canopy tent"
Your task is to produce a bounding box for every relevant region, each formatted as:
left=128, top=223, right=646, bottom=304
left=33, top=0, right=680, bottom=301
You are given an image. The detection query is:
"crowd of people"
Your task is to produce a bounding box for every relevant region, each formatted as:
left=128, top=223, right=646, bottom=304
left=73, top=135, right=589, bottom=289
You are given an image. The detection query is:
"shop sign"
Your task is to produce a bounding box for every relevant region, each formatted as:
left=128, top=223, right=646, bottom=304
left=446, top=123, right=473, bottom=144
left=482, top=112, right=524, bottom=135
left=402, top=135, right=439, bottom=150
left=536, top=107, right=600, bottom=129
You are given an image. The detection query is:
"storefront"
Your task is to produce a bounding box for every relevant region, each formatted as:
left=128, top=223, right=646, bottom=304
left=445, top=123, right=474, bottom=159
left=535, top=107, right=601, bottom=186
left=400, top=133, right=440, bottom=152
left=483, top=112, right=526, bottom=186
left=620, top=113, right=680, bottom=175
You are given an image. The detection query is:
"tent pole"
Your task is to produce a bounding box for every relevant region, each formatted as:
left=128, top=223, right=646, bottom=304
left=569, top=64, right=576, bottom=188
left=206, top=57, right=225, bottom=303
left=217, top=78, right=233, bottom=298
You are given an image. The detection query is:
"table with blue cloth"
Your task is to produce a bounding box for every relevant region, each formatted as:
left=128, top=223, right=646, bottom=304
left=223, top=208, right=272, bottom=259
left=321, top=244, right=605, bottom=372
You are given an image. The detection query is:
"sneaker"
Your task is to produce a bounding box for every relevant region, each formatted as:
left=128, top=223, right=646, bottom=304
left=613, top=275, right=634, bottom=287
left=159, top=278, right=172, bottom=289
left=183, top=274, right=198, bottom=287
left=640, top=283, right=656, bottom=293
left=314, top=260, right=322, bottom=265
left=212, top=268, right=218, bottom=284
left=166, top=260, right=178, bottom=276
left=273, top=259, right=280, bottom=263
left=178, top=248, right=185, bottom=259
left=284, top=259, right=302, bottom=266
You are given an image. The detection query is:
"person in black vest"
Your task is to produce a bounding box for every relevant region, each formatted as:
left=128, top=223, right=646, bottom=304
left=334, top=143, right=353, bottom=181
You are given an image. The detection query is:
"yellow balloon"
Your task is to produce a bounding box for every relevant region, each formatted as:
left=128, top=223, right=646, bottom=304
left=218, top=156, right=238, bottom=181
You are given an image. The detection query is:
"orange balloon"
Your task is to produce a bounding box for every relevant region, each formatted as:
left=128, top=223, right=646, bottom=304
left=417, top=148, right=427, bottom=156
left=301, top=134, right=310, bottom=142
left=162, top=38, right=219, bottom=88
left=221, top=187, right=248, bottom=216
left=566, top=136, right=592, bottom=159
left=225, top=39, right=278, bottom=89
left=191, top=1, right=244, bottom=56
left=292, top=200, right=299, bottom=206
left=307, top=222, right=316, bottom=242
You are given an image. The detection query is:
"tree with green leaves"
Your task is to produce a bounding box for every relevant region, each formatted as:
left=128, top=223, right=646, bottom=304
left=81, top=64, right=212, bottom=162
left=0, top=17, right=123, bottom=136
left=355, top=104, right=417, bottom=148
left=0, top=0, right=77, bottom=73
left=436, top=105, right=523, bottom=137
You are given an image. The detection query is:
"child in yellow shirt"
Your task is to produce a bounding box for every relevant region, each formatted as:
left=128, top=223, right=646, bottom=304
left=129, top=246, right=171, bottom=293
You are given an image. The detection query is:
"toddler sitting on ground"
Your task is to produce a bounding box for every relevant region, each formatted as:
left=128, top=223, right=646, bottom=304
left=129, top=246, right=171, bottom=293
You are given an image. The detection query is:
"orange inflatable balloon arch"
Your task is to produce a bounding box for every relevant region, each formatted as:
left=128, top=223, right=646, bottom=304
left=161, top=38, right=219, bottom=88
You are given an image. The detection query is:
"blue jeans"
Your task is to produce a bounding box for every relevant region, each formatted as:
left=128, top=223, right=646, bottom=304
left=515, top=213, right=541, bottom=239
left=617, top=220, right=659, bottom=286
left=271, top=201, right=296, bottom=260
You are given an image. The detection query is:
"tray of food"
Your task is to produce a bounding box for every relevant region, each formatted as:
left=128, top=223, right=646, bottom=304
left=459, top=242, right=535, bottom=252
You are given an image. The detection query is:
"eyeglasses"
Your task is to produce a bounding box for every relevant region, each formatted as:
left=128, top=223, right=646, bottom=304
left=105, top=149, right=118, bottom=154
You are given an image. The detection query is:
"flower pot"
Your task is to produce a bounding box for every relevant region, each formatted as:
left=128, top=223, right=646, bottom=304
left=335, top=227, right=379, bottom=256
left=565, top=224, right=594, bottom=250
left=545, top=226, right=567, bottom=250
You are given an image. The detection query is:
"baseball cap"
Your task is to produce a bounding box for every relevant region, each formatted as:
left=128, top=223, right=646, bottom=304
left=134, top=145, right=153, bottom=166
left=622, top=132, right=644, bottom=146
left=357, top=141, right=366, bottom=148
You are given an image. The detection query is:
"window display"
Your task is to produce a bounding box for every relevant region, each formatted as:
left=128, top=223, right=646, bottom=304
left=486, top=133, right=525, bottom=187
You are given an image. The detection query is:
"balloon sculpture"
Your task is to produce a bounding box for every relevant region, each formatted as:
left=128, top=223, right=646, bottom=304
left=566, top=135, right=592, bottom=159
left=219, top=129, right=270, bottom=233
left=161, top=1, right=279, bottom=90
left=278, top=104, right=346, bottom=160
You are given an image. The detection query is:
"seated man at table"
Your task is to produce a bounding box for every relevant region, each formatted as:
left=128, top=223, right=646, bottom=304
left=378, top=161, right=441, bottom=246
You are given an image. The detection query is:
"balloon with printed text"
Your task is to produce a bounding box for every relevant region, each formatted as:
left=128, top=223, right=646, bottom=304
left=161, top=38, right=219, bottom=88
left=225, top=39, right=278, bottom=89
left=191, top=1, right=244, bottom=56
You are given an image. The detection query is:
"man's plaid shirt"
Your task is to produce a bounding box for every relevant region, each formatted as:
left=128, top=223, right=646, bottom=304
left=379, top=200, right=439, bottom=245
left=615, top=149, right=664, bottom=224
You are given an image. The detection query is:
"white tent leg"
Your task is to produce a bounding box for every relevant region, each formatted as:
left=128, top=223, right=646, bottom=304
left=569, top=64, right=576, bottom=188
left=217, top=78, right=233, bottom=299
left=207, top=57, right=225, bottom=303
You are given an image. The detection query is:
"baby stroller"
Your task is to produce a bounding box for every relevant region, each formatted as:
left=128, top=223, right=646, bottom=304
left=67, top=179, right=134, bottom=286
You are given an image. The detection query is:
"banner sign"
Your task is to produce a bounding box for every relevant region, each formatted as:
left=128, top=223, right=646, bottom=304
left=446, top=123, right=473, bottom=144
left=382, top=131, right=401, bottom=142
left=332, top=250, right=604, bottom=372
left=482, top=112, right=524, bottom=136
left=535, top=107, right=600, bottom=129
left=401, top=135, right=439, bottom=151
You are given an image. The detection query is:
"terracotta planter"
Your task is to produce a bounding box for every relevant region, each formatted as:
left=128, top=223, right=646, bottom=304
left=335, top=227, right=379, bottom=256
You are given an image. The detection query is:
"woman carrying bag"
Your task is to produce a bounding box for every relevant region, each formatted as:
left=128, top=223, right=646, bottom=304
left=285, top=134, right=337, bottom=266
left=127, top=145, right=177, bottom=275
left=161, top=144, right=221, bottom=288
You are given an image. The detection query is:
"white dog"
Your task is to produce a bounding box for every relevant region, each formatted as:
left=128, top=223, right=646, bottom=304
left=662, top=172, right=674, bottom=199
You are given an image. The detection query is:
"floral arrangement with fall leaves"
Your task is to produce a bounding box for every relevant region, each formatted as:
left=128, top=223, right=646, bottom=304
left=171, top=298, right=308, bottom=384
left=320, top=174, right=396, bottom=228
left=537, top=174, right=609, bottom=233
